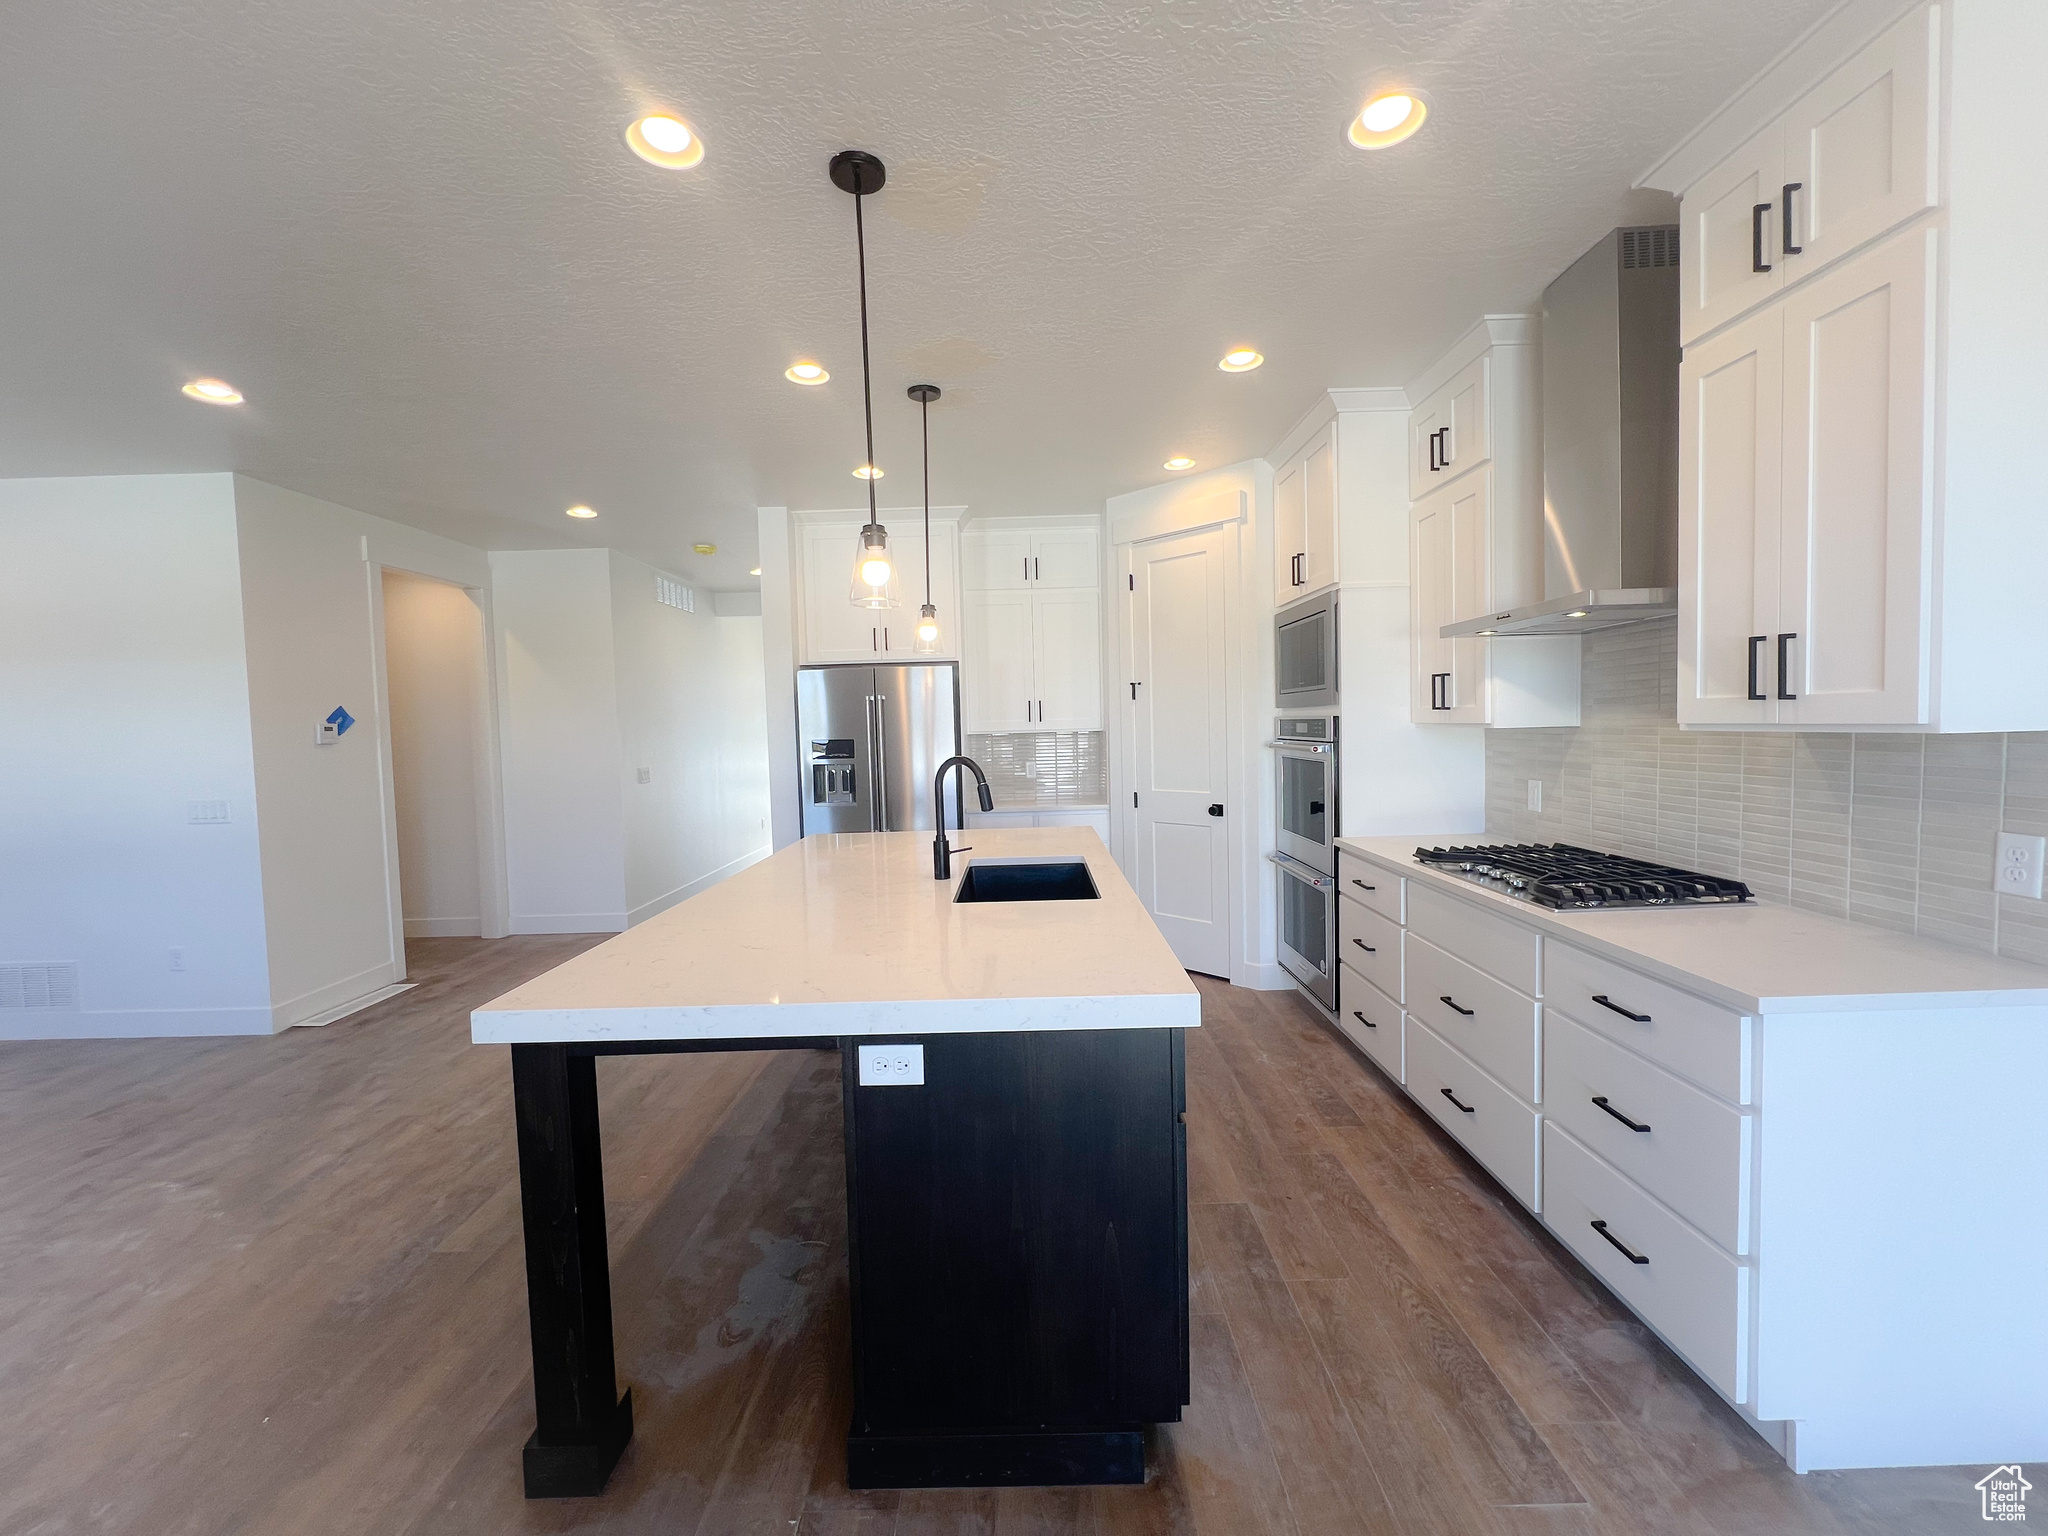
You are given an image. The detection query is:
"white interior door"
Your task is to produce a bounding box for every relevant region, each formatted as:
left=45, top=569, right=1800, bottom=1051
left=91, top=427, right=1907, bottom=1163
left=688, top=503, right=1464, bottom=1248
left=1129, top=526, right=1231, bottom=977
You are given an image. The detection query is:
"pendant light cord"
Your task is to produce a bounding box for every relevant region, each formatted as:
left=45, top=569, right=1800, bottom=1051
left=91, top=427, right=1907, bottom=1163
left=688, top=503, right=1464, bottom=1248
left=921, top=391, right=931, bottom=606
left=854, top=179, right=877, bottom=526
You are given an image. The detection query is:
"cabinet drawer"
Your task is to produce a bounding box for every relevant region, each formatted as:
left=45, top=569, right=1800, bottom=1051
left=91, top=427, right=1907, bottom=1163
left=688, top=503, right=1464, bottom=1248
left=1545, top=1014, right=1752, bottom=1254
left=1404, top=934, right=1539, bottom=1103
left=1407, top=882, right=1540, bottom=995
left=1336, top=852, right=1404, bottom=924
left=1336, top=965, right=1403, bottom=1083
left=1405, top=1019, right=1539, bottom=1210
left=1338, top=895, right=1402, bottom=1002
left=1545, top=942, right=1750, bottom=1104
left=1543, top=1124, right=1749, bottom=1404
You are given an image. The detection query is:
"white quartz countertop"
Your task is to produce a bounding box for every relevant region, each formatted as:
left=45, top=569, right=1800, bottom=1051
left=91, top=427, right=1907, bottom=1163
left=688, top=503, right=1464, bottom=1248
left=473, top=828, right=1199, bottom=1044
left=1337, top=834, right=2048, bottom=1015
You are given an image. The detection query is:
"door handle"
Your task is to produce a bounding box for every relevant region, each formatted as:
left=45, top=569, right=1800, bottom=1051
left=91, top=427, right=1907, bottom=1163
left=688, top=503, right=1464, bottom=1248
left=1308, top=800, right=1325, bottom=815
left=1591, top=1096, right=1653, bottom=1134
left=1591, top=1219, right=1650, bottom=1265
left=1782, top=183, right=1803, bottom=254
left=1207, top=803, right=1224, bottom=817
left=1130, top=681, right=1140, bottom=701
left=1776, top=633, right=1797, bottom=700
left=1440, top=1086, right=1476, bottom=1114
left=1439, top=994, right=1474, bottom=1016
left=1746, top=635, right=1767, bottom=701
left=1752, top=201, right=1773, bottom=272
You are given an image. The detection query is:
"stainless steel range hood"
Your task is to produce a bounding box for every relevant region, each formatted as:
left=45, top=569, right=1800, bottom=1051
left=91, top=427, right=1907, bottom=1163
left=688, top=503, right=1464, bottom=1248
left=1442, top=225, right=1680, bottom=639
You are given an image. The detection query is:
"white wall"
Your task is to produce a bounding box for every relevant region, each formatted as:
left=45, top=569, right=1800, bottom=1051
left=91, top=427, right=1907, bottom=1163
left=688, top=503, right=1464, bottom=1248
left=0, top=474, right=274, bottom=1037
left=381, top=570, right=486, bottom=938
left=756, top=506, right=802, bottom=850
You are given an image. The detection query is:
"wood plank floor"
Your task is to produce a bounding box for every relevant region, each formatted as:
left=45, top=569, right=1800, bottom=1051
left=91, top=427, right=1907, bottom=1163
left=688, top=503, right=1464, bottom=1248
left=0, top=938, right=1994, bottom=1534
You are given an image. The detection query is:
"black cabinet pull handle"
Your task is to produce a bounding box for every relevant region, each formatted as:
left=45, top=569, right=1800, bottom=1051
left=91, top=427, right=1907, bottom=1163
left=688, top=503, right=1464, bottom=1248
left=1439, top=995, right=1474, bottom=1016
left=1752, top=201, right=1773, bottom=272
left=1206, top=803, right=1224, bottom=817
left=1747, top=635, right=1767, bottom=701
left=1591, top=993, right=1651, bottom=1023
left=1592, top=1095, right=1653, bottom=1133
left=1351, top=937, right=1376, bottom=953
left=1427, top=430, right=1440, bottom=473
left=1782, top=182, right=1803, bottom=254
left=1777, top=633, right=1797, bottom=700
left=1352, top=879, right=1376, bottom=891
left=1351, top=1010, right=1377, bottom=1030
left=1591, top=1219, right=1650, bottom=1265
left=1440, top=1086, right=1476, bottom=1114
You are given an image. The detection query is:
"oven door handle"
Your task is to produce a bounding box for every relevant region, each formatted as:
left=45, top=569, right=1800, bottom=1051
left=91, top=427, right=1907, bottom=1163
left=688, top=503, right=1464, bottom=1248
left=1264, top=740, right=1334, bottom=755
left=1267, top=851, right=1334, bottom=890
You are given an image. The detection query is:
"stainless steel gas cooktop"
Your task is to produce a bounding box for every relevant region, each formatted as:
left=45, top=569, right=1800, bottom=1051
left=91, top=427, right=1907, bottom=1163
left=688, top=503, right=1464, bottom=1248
left=1413, top=843, right=1754, bottom=910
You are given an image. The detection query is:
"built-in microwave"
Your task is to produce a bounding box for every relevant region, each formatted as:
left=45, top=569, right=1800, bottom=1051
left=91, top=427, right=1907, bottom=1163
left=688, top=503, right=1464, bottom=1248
left=1275, top=590, right=1337, bottom=709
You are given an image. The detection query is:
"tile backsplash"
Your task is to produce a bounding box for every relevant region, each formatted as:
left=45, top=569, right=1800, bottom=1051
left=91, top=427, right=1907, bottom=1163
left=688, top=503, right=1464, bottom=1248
left=1484, top=619, right=2048, bottom=965
left=965, top=730, right=1107, bottom=809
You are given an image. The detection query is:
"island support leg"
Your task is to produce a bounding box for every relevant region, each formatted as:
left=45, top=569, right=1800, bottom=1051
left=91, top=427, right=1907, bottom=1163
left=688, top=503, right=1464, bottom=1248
left=511, top=1043, right=633, bottom=1498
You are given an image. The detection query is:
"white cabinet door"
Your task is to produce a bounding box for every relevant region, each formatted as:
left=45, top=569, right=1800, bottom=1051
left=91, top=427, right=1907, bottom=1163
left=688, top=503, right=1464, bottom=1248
left=1680, top=126, right=1786, bottom=346
left=960, top=527, right=1033, bottom=591
left=1679, top=305, right=1784, bottom=725
left=1029, top=527, right=1099, bottom=590
left=1443, top=476, right=1491, bottom=723
left=801, top=523, right=887, bottom=662
left=1300, top=429, right=1338, bottom=593
left=1033, top=590, right=1103, bottom=730
left=1776, top=227, right=1933, bottom=727
left=961, top=590, right=1036, bottom=733
left=1441, top=356, right=1490, bottom=482
left=1409, top=390, right=1447, bottom=500
left=1274, top=456, right=1307, bottom=605
left=1780, top=5, right=1938, bottom=287
left=1411, top=489, right=1456, bottom=722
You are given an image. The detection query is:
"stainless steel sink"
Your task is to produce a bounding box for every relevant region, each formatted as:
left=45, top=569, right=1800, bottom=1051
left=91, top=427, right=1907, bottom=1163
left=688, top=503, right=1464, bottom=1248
left=952, top=857, right=1101, bottom=904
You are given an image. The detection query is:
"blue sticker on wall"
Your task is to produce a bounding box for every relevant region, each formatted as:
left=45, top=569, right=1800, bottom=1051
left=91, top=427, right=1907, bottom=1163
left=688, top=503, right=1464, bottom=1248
left=326, top=706, right=356, bottom=736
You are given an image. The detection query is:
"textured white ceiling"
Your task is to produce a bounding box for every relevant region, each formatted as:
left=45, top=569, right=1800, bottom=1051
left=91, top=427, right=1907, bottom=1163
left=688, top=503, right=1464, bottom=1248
left=1, top=0, right=1836, bottom=589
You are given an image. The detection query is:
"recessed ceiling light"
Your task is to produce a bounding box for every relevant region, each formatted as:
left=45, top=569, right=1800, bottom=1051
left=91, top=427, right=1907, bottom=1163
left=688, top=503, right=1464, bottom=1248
left=182, top=378, right=243, bottom=404
left=1163, top=456, right=1196, bottom=471
left=693, top=542, right=716, bottom=555
left=1348, top=91, right=1428, bottom=150
left=625, top=114, right=705, bottom=169
left=1218, top=348, right=1264, bottom=373
left=785, top=361, right=829, bottom=385
left=566, top=504, right=598, bottom=519
left=749, top=567, right=762, bottom=576
left=853, top=464, right=884, bottom=480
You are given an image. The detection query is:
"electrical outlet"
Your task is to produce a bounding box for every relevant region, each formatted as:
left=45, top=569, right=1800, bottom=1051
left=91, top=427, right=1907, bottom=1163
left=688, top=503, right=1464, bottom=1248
left=1995, top=832, right=2046, bottom=900
left=857, top=1043, right=924, bottom=1086
left=168, top=947, right=185, bottom=972
left=1527, top=779, right=1543, bottom=813
left=636, top=767, right=652, bottom=785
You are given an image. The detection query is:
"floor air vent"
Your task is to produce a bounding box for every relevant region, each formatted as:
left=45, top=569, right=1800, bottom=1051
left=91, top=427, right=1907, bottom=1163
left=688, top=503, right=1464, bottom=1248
left=0, top=963, right=81, bottom=1010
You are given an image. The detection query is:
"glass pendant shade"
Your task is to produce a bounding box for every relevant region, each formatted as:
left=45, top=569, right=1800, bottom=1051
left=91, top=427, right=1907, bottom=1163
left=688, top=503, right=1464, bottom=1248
left=911, top=602, right=941, bottom=654
left=849, top=522, right=900, bottom=609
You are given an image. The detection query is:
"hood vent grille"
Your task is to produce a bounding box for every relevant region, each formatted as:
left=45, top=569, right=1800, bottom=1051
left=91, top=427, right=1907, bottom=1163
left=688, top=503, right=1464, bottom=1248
left=1621, top=226, right=1679, bottom=269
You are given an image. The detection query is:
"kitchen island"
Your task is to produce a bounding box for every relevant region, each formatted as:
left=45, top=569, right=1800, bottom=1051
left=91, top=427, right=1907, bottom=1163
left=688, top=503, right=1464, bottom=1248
left=472, top=828, right=1199, bottom=1497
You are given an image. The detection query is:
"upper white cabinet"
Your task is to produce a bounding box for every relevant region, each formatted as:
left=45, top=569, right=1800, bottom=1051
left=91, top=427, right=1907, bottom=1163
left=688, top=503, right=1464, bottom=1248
left=960, top=521, right=1103, bottom=733
left=1676, top=0, right=2048, bottom=731
left=796, top=515, right=960, bottom=663
left=1679, top=5, right=1937, bottom=347
left=1273, top=424, right=1336, bottom=604
left=1404, top=322, right=1579, bottom=728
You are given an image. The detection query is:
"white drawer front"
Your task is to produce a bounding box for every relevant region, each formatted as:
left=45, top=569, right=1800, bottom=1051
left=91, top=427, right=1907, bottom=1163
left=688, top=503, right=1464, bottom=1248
left=1545, top=1013, right=1752, bottom=1255
left=1545, top=941, right=1750, bottom=1103
left=1404, top=933, right=1540, bottom=1103
left=1337, top=852, right=1404, bottom=924
left=1336, top=964, right=1403, bottom=1083
left=1543, top=1124, right=1749, bottom=1403
left=1407, top=882, right=1540, bottom=995
left=1405, top=1019, right=1539, bottom=1211
left=1338, top=894, right=1402, bottom=1002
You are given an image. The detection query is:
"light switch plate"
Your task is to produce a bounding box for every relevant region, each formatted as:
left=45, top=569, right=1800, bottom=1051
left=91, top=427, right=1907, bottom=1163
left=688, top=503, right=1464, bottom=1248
left=1995, top=832, right=2046, bottom=900
left=857, top=1043, right=924, bottom=1086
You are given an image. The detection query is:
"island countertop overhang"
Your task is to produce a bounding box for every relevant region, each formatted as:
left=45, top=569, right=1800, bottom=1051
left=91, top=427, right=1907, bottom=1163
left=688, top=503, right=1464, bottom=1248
left=472, top=828, right=1199, bottom=1045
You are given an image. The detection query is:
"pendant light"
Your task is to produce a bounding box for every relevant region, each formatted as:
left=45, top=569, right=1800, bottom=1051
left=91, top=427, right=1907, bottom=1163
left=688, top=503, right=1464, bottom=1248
left=907, top=383, right=942, bottom=652
left=833, top=150, right=900, bottom=610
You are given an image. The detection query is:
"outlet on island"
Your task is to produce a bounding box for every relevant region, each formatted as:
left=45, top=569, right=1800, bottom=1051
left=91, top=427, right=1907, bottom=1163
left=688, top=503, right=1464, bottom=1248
left=857, top=1043, right=925, bottom=1086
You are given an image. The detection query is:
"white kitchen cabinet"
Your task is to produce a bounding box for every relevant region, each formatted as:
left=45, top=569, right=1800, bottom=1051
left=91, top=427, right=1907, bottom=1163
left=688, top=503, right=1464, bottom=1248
left=961, top=523, right=1100, bottom=593
left=960, top=519, right=1104, bottom=734
left=1031, top=589, right=1102, bottom=730
left=1679, top=127, right=1787, bottom=346
left=1407, top=355, right=1490, bottom=500
left=1028, top=528, right=1100, bottom=589
left=960, top=527, right=1034, bottom=591
left=797, top=516, right=960, bottom=663
left=1273, top=424, right=1336, bottom=603
left=962, top=590, right=1037, bottom=732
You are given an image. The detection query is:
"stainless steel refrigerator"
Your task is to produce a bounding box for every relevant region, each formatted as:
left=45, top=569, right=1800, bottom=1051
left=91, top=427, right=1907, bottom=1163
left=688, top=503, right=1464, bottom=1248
left=797, top=663, right=962, bottom=835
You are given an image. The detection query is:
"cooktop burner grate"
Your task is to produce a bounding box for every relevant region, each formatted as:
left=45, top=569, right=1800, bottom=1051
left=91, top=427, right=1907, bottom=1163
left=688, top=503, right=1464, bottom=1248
left=1412, top=843, right=1754, bottom=910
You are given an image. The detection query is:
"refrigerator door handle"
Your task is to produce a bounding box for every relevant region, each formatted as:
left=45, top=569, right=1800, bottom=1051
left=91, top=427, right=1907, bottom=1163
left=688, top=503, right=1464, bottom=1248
left=869, top=692, right=888, bottom=831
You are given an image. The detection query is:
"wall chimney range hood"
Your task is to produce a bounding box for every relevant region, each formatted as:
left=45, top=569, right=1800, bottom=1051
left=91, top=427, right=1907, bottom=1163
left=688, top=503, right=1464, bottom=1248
left=1442, top=225, right=1680, bottom=640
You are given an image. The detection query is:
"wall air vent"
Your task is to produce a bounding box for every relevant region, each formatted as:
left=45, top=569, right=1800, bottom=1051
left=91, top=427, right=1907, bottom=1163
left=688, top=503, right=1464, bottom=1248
left=1620, top=225, right=1679, bottom=269
left=655, top=575, right=695, bottom=613
left=0, top=963, right=80, bottom=1010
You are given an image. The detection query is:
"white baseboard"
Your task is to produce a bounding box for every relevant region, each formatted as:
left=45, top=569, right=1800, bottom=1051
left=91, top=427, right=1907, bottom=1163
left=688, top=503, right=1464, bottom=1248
left=269, top=962, right=403, bottom=1032
left=290, top=983, right=416, bottom=1028
left=511, top=913, right=628, bottom=936
left=404, top=917, right=484, bottom=938
left=0, top=1005, right=277, bottom=1040
left=1233, top=959, right=1296, bottom=991
left=626, top=846, right=772, bottom=928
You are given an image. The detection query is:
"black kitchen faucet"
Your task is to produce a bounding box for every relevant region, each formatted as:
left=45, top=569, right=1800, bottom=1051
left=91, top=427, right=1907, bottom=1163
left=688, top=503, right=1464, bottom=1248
left=932, top=756, right=994, bottom=879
